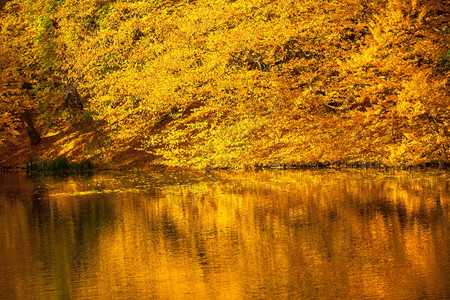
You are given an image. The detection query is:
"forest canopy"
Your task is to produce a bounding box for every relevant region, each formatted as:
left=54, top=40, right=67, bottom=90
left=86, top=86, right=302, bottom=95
left=0, top=0, right=448, bottom=168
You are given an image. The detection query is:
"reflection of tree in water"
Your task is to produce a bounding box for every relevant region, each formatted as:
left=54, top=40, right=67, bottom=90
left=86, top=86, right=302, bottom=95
left=355, top=199, right=408, bottom=226
left=352, top=193, right=446, bottom=230
left=27, top=175, right=116, bottom=299
left=2, top=171, right=447, bottom=299
left=161, top=209, right=183, bottom=251
left=30, top=181, right=51, bottom=226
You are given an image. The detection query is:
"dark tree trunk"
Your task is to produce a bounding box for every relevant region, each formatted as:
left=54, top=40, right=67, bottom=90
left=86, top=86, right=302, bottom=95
left=64, top=83, right=83, bottom=111
left=20, top=110, right=41, bottom=146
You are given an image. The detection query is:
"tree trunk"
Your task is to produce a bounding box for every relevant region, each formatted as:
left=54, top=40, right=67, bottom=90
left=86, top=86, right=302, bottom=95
left=20, top=110, right=41, bottom=146
left=64, top=83, right=83, bottom=111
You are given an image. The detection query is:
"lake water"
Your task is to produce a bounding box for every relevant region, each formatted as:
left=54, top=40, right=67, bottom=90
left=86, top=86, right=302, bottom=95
left=0, top=169, right=449, bottom=299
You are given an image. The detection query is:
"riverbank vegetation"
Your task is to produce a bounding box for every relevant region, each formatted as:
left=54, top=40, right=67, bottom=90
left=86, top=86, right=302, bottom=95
left=25, top=156, right=93, bottom=174
left=0, top=0, right=448, bottom=169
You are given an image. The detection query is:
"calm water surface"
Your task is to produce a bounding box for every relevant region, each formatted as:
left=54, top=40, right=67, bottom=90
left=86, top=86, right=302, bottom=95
left=0, top=169, right=449, bottom=299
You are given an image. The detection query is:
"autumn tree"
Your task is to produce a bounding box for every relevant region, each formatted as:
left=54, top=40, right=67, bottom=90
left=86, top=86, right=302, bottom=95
left=0, top=0, right=87, bottom=147
left=0, top=2, right=42, bottom=146
left=1, top=0, right=448, bottom=167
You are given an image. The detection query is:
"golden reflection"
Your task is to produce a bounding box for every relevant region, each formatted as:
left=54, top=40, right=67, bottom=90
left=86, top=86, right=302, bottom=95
left=0, top=170, right=448, bottom=299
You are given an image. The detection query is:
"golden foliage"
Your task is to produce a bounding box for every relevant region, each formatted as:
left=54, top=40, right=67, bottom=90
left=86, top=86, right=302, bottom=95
left=0, top=0, right=448, bottom=167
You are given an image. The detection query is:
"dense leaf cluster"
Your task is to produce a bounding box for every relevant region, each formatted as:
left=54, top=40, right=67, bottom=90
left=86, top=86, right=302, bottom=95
left=0, top=0, right=448, bottom=168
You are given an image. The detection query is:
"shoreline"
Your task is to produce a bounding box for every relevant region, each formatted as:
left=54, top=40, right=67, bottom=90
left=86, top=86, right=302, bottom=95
left=1, top=160, right=449, bottom=174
